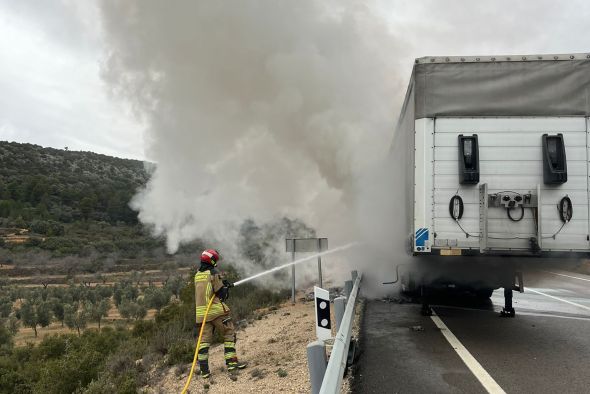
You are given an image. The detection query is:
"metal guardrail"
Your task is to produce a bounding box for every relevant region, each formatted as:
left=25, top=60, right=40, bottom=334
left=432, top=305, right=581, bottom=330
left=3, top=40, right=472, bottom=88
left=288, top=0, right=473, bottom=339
left=319, top=271, right=362, bottom=394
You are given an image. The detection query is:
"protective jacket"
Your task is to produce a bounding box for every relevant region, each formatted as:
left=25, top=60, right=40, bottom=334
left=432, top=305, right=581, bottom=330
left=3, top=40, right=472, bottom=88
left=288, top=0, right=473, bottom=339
left=194, top=265, right=230, bottom=323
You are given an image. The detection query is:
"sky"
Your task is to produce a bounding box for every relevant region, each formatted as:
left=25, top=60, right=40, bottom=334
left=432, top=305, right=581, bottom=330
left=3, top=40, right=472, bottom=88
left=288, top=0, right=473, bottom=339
left=0, top=1, right=144, bottom=160
left=0, top=1, right=589, bottom=162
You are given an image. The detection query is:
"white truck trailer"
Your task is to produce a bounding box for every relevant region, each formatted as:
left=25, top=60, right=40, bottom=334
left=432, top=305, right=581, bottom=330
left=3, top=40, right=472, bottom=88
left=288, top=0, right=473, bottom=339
left=393, top=53, right=590, bottom=316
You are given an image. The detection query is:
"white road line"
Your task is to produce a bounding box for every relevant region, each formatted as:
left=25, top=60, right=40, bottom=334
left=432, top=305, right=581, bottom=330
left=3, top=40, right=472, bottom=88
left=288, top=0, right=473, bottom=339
left=543, top=271, right=590, bottom=283
left=518, top=311, right=590, bottom=322
left=433, top=304, right=590, bottom=321
left=430, top=310, right=506, bottom=394
left=527, top=288, right=590, bottom=312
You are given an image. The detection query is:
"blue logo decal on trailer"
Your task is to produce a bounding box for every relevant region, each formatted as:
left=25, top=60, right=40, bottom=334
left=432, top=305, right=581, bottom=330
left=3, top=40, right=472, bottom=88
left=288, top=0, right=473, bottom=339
left=415, top=228, right=429, bottom=248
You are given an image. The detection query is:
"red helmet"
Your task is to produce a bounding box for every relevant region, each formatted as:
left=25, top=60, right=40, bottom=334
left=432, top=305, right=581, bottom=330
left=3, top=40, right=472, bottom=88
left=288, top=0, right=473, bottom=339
left=201, top=249, right=220, bottom=266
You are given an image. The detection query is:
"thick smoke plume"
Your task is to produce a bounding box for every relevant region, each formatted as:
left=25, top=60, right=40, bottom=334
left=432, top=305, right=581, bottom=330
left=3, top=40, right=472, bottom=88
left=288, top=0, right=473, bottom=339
left=98, top=1, right=403, bottom=274
left=97, top=1, right=589, bottom=295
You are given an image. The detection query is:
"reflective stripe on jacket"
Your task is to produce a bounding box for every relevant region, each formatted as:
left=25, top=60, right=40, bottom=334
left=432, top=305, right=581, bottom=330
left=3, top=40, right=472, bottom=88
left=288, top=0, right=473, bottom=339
left=194, top=269, right=229, bottom=323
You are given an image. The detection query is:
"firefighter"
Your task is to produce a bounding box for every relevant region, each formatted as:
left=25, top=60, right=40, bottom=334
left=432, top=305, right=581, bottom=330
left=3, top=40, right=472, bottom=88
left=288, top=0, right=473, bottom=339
left=194, top=249, right=246, bottom=378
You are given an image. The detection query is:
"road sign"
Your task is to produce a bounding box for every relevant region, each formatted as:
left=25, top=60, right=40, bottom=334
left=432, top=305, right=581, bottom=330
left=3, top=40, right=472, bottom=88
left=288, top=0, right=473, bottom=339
left=314, top=286, right=332, bottom=341
left=286, top=238, right=328, bottom=289
left=285, top=238, right=328, bottom=253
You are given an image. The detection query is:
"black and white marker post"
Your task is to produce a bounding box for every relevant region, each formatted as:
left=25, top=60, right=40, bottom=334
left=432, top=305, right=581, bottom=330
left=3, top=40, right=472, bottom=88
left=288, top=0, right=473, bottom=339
left=314, top=286, right=332, bottom=341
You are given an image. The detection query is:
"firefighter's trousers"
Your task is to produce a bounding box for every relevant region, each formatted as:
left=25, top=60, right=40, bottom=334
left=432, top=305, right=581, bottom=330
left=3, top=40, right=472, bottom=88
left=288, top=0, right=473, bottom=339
left=197, top=315, right=238, bottom=371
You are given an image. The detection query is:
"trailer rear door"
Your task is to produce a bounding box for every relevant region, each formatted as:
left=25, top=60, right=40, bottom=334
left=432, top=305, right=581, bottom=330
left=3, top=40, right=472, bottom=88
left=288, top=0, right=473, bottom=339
left=432, top=117, right=589, bottom=252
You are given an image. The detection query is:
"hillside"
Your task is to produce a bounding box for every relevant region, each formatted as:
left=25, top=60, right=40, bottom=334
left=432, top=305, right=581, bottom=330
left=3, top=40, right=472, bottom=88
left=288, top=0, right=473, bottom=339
left=0, top=141, right=147, bottom=226
left=0, top=141, right=175, bottom=268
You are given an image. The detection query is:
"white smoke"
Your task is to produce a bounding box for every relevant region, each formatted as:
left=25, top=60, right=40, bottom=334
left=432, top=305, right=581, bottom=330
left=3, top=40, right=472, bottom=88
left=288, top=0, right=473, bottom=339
left=98, top=1, right=403, bottom=262
left=96, top=0, right=590, bottom=295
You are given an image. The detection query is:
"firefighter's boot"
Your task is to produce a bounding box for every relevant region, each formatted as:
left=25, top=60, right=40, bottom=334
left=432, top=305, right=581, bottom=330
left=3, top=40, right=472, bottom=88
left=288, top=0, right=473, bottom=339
left=224, top=340, right=247, bottom=372
left=227, top=361, right=247, bottom=373
left=198, top=342, right=211, bottom=378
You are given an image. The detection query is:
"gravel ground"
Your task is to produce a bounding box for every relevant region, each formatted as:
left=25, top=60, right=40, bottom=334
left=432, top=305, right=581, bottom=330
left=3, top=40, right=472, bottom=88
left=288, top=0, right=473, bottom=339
left=143, top=289, right=364, bottom=394
left=145, top=299, right=317, bottom=393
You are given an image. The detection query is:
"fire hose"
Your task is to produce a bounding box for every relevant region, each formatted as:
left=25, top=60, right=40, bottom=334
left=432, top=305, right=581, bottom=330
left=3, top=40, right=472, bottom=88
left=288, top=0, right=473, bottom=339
left=181, top=294, right=215, bottom=394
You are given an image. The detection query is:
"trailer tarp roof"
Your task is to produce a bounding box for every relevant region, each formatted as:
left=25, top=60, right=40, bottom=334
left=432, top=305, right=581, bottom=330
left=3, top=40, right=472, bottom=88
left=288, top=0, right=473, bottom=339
left=413, top=59, right=590, bottom=118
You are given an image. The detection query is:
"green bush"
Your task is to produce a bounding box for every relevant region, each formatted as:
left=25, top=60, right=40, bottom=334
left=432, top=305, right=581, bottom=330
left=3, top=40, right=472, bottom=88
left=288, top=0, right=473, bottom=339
left=12, top=344, right=33, bottom=364
left=0, top=367, right=30, bottom=394
left=35, top=335, right=67, bottom=360
left=115, top=374, right=139, bottom=394
left=0, top=324, right=14, bottom=351
left=166, top=340, right=194, bottom=366
left=156, top=301, right=193, bottom=329
left=132, top=319, right=156, bottom=339
left=150, top=322, right=188, bottom=356
left=227, top=283, right=290, bottom=321
left=81, top=376, right=117, bottom=394
left=34, top=349, right=103, bottom=394
left=277, top=368, right=288, bottom=378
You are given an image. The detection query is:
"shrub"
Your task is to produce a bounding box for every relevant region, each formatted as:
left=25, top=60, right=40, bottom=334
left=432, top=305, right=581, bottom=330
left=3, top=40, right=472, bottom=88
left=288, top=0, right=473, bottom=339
left=0, top=297, right=12, bottom=318
left=36, top=335, right=67, bottom=360
left=227, top=284, right=290, bottom=321
left=277, top=368, right=288, bottom=378
left=104, top=349, right=135, bottom=377
left=0, top=367, right=30, bottom=394
left=150, top=322, right=188, bottom=356
left=81, top=376, right=117, bottom=394
left=0, top=323, right=14, bottom=351
left=132, top=319, right=156, bottom=339
left=166, top=340, right=194, bottom=366
left=11, top=344, right=33, bottom=364
left=34, top=349, right=103, bottom=394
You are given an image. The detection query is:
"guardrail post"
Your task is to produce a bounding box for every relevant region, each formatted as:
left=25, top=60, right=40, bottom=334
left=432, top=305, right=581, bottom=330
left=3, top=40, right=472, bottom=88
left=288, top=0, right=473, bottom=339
left=334, top=296, right=346, bottom=332
left=307, top=340, right=327, bottom=394
left=344, top=280, right=353, bottom=299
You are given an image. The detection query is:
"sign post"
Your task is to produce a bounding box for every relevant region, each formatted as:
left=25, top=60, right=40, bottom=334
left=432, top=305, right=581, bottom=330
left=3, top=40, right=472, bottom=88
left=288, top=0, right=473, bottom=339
left=291, top=251, right=296, bottom=304
left=317, top=238, right=323, bottom=288
left=285, top=237, right=328, bottom=300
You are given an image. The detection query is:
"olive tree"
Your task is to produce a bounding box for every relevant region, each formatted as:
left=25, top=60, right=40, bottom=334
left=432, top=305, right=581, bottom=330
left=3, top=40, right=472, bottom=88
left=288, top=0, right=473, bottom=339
left=64, top=303, right=88, bottom=336
left=19, top=299, right=52, bottom=337
left=87, top=299, right=110, bottom=331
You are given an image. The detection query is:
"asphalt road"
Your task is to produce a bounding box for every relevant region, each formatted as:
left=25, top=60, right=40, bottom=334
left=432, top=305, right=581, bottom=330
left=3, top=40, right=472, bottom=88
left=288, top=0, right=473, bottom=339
left=353, top=269, right=590, bottom=394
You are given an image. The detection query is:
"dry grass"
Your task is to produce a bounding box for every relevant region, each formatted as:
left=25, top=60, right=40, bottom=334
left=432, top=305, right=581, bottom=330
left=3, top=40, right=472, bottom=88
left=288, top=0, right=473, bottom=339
left=4, top=266, right=190, bottom=287
left=15, top=323, right=100, bottom=345
left=13, top=302, right=158, bottom=345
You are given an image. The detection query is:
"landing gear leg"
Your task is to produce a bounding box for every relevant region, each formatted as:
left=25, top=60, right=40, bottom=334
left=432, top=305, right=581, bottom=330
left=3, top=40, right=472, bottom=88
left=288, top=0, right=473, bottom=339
left=421, top=284, right=432, bottom=316
left=500, top=286, right=515, bottom=317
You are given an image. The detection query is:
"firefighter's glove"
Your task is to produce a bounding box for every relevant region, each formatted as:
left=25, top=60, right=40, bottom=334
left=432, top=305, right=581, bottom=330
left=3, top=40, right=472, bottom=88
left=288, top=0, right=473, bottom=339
left=216, top=286, right=230, bottom=302
left=192, top=323, right=200, bottom=339
left=222, top=279, right=234, bottom=288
